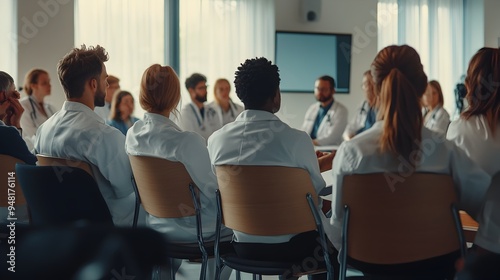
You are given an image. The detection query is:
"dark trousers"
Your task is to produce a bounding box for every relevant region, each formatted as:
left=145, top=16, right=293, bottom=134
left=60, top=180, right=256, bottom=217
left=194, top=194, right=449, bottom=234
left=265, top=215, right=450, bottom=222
left=233, top=230, right=338, bottom=280
left=233, top=230, right=460, bottom=280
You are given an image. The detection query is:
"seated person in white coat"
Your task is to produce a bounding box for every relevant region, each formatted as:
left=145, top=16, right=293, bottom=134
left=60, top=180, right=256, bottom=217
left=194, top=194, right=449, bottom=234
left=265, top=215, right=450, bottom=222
left=126, top=64, right=233, bottom=279
left=34, top=45, right=136, bottom=226
left=179, top=73, right=218, bottom=140
left=302, top=75, right=348, bottom=146
left=343, top=70, right=377, bottom=140
left=20, top=69, right=57, bottom=150
left=208, top=57, right=335, bottom=280
left=422, top=80, right=450, bottom=133
left=328, top=45, right=490, bottom=279
left=205, top=78, right=244, bottom=130
left=447, top=47, right=500, bottom=257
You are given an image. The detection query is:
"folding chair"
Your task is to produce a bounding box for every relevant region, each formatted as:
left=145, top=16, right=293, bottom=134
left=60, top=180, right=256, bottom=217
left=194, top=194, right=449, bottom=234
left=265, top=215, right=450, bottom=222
left=214, top=165, right=333, bottom=280
left=340, top=173, right=466, bottom=280
left=129, top=155, right=216, bottom=280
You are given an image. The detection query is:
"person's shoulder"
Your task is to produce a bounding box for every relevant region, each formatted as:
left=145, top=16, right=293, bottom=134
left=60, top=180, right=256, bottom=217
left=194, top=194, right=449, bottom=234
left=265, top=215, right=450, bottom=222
left=448, top=116, right=476, bottom=134
left=0, top=125, right=22, bottom=138
left=334, top=100, right=348, bottom=111
left=178, top=129, right=207, bottom=148
left=205, top=101, right=217, bottom=108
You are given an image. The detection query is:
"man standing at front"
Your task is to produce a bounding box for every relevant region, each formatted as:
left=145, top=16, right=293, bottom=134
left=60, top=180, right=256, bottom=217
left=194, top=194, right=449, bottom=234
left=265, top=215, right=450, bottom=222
left=301, top=75, right=348, bottom=146
left=179, top=73, right=217, bottom=140
left=34, top=45, right=135, bottom=226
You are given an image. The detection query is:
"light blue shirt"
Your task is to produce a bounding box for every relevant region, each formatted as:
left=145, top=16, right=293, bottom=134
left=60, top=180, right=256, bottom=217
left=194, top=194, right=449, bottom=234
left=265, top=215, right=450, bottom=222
left=34, top=101, right=136, bottom=226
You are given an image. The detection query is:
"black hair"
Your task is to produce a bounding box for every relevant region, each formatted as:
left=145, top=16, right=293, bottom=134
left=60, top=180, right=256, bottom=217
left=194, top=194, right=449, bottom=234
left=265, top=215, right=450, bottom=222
left=318, top=75, right=336, bottom=89
left=234, top=57, right=280, bottom=109
left=184, top=73, right=207, bottom=90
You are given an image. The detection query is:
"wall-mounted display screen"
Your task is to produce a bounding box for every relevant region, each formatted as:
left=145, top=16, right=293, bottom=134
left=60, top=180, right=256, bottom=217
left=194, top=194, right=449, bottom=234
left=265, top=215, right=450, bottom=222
left=275, top=31, right=352, bottom=93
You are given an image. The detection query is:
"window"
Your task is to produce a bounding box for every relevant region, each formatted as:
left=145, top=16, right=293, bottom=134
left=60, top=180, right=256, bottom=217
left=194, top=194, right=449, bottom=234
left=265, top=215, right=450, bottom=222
left=75, top=0, right=165, bottom=117
left=75, top=0, right=275, bottom=116
left=378, top=0, right=466, bottom=118
left=179, top=0, right=275, bottom=106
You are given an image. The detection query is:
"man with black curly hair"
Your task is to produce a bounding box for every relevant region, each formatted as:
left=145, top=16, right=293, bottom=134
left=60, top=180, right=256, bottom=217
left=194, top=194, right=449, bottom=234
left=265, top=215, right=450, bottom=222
left=207, top=57, right=335, bottom=280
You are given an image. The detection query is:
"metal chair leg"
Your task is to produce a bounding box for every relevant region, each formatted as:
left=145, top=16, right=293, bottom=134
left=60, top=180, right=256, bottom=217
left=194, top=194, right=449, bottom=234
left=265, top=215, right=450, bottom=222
left=170, top=258, right=176, bottom=280
left=199, top=255, right=208, bottom=280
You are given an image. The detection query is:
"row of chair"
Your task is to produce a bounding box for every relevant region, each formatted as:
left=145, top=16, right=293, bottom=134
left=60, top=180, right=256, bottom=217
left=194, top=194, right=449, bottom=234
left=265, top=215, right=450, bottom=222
left=1, top=154, right=472, bottom=279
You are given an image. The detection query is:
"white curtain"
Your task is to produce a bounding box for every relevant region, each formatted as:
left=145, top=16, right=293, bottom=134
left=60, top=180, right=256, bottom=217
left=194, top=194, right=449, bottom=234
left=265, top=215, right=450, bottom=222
left=179, top=0, right=275, bottom=106
left=377, top=0, right=465, bottom=116
left=0, top=0, right=17, bottom=81
left=75, top=0, right=165, bottom=118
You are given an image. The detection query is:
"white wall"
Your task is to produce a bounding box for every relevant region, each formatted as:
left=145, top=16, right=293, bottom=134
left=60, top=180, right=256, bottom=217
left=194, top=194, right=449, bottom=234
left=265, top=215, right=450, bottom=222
left=275, top=0, right=379, bottom=129
left=484, top=0, right=500, bottom=48
left=17, top=0, right=74, bottom=111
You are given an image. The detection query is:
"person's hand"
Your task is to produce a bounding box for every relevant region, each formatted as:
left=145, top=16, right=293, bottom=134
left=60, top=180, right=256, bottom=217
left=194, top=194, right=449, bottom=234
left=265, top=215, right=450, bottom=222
left=317, top=150, right=336, bottom=172
left=312, top=139, right=319, bottom=146
left=3, top=97, right=24, bottom=128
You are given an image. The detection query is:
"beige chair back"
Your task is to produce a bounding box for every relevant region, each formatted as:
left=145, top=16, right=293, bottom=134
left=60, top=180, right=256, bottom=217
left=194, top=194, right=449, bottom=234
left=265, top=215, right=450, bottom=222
left=215, top=165, right=318, bottom=236
left=36, top=154, right=94, bottom=178
left=129, top=155, right=196, bottom=218
left=342, top=173, right=461, bottom=264
left=0, top=155, right=27, bottom=206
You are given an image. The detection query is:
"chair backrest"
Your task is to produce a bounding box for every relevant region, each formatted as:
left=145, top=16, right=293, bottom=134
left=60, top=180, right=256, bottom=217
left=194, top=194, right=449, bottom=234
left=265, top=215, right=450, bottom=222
left=0, top=155, right=26, bottom=206
left=215, top=165, right=318, bottom=236
left=36, top=154, right=94, bottom=178
left=15, top=163, right=113, bottom=226
left=128, top=155, right=196, bottom=218
left=342, top=173, right=462, bottom=264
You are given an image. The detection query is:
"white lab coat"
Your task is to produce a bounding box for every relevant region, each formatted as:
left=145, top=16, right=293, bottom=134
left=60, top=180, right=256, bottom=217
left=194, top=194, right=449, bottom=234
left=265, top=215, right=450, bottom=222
left=343, top=100, right=372, bottom=140
left=447, top=115, right=500, bottom=253
left=178, top=102, right=219, bottom=140
left=125, top=112, right=232, bottom=242
left=327, top=121, right=490, bottom=250
left=302, top=100, right=348, bottom=145
left=207, top=109, right=327, bottom=244
left=34, top=101, right=136, bottom=226
left=19, top=96, right=57, bottom=150
left=205, top=100, right=244, bottom=129
left=423, top=106, right=450, bottom=134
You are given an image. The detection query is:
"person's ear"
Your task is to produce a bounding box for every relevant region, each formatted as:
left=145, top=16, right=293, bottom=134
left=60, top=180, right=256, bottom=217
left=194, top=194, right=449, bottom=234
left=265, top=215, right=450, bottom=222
left=89, top=78, right=97, bottom=92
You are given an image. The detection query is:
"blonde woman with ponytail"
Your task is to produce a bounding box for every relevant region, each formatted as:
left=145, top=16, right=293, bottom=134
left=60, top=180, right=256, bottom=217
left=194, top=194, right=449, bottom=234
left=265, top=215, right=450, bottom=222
left=326, top=45, right=490, bottom=279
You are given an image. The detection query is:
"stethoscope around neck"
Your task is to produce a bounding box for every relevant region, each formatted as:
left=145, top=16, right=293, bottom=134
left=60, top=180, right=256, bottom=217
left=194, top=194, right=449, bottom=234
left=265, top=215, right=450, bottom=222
left=28, top=96, right=53, bottom=126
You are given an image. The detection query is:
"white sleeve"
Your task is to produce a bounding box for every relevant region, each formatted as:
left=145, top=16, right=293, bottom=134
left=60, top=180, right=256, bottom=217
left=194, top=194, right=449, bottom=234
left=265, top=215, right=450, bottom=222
left=177, top=135, right=219, bottom=209
left=328, top=140, right=355, bottom=249
left=89, top=127, right=135, bottom=199
left=474, top=177, right=500, bottom=254
left=343, top=103, right=365, bottom=140
left=448, top=142, right=490, bottom=220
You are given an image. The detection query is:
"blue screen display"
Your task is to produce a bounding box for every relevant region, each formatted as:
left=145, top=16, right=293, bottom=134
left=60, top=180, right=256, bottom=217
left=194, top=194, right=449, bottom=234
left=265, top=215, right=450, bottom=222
left=275, top=31, right=352, bottom=93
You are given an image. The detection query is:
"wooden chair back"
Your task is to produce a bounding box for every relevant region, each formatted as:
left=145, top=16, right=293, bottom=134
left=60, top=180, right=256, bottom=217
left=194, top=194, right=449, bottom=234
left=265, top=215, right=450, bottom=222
left=342, top=173, right=462, bottom=264
left=36, top=154, right=94, bottom=178
left=128, top=155, right=196, bottom=218
left=215, top=165, right=318, bottom=236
